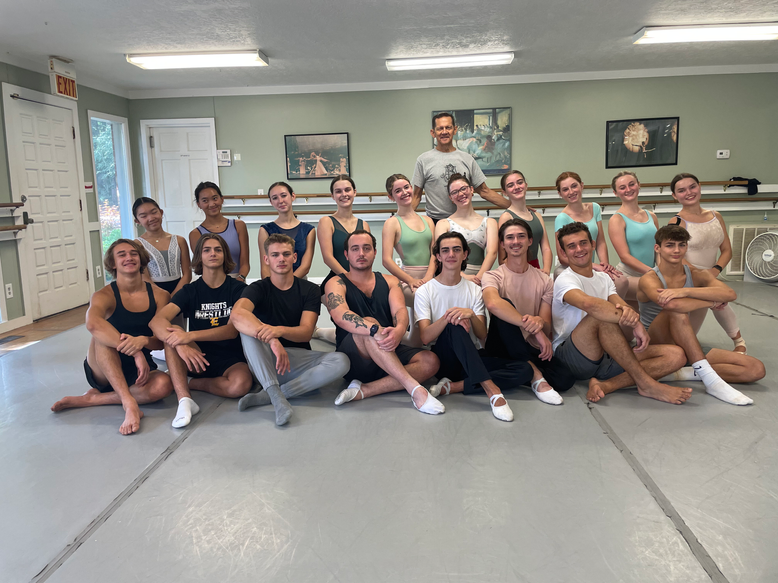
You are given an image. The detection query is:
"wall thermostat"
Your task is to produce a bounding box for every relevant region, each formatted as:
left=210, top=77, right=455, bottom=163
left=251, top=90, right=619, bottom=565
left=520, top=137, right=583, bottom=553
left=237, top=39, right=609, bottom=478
left=217, top=150, right=232, bottom=167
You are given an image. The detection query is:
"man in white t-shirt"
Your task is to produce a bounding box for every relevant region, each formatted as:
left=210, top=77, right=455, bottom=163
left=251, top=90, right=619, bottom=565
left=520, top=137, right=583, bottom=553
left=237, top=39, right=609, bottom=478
left=414, top=231, right=531, bottom=422
left=412, top=112, right=508, bottom=221
left=482, top=218, right=575, bottom=405
left=552, top=222, right=692, bottom=404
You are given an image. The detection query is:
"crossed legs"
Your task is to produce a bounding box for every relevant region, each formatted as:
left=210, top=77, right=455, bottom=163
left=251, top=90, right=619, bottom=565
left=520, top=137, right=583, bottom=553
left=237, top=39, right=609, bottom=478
left=51, top=338, right=172, bottom=434
left=567, top=316, right=691, bottom=404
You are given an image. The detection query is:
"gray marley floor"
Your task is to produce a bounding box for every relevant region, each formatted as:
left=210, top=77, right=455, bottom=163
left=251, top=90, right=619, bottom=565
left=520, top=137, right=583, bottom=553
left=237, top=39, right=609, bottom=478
left=1, top=281, right=775, bottom=583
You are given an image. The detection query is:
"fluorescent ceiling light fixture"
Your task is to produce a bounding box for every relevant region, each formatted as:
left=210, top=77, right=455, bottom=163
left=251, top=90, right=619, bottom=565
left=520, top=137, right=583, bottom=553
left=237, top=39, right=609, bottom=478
left=386, top=52, right=514, bottom=71
left=126, top=50, right=268, bottom=69
left=633, top=23, right=778, bottom=44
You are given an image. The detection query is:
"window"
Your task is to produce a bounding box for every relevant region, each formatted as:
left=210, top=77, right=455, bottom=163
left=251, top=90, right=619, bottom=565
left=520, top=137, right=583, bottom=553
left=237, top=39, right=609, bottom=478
left=88, top=112, right=135, bottom=272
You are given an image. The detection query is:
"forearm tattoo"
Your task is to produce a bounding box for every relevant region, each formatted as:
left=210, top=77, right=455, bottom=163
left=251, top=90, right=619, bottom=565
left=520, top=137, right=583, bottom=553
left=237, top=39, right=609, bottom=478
left=325, top=292, right=345, bottom=311
left=343, top=312, right=368, bottom=330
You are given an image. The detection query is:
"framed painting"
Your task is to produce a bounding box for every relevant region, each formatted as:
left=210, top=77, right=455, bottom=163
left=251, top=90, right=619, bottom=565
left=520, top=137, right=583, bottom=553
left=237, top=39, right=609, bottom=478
left=431, top=108, right=511, bottom=175
left=606, top=117, right=678, bottom=168
left=284, top=133, right=350, bottom=179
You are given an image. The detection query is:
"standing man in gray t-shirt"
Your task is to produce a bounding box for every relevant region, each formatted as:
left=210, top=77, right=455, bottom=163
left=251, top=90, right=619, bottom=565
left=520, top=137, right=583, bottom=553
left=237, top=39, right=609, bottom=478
left=412, top=112, right=509, bottom=221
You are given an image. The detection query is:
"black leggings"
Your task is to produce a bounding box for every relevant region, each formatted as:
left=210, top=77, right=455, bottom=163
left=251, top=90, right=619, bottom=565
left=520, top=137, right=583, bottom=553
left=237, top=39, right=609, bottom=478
left=432, top=324, right=533, bottom=394
left=485, top=313, right=576, bottom=392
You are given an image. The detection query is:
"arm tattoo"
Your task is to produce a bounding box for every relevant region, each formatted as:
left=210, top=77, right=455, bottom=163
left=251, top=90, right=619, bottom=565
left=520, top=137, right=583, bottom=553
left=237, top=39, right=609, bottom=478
left=343, top=312, right=368, bottom=330
left=325, top=292, right=345, bottom=311
left=392, top=312, right=398, bottom=326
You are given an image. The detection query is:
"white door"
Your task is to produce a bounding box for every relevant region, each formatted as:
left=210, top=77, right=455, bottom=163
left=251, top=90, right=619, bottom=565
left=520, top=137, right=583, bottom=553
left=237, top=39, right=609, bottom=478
left=148, top=125, right=218, bottom=240
left=6, top=98, right=90, bottom=319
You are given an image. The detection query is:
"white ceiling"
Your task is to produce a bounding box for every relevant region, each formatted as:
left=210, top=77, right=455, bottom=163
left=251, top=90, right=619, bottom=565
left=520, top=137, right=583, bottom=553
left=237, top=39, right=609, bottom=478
left=1, top=0, right=777, bottom=99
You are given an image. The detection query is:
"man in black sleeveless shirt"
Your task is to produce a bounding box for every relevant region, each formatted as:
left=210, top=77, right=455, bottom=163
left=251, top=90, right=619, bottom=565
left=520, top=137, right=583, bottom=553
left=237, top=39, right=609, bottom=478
left=51, top=240, right=173, bottom=435
left=323, top=230, right=443, bottom=414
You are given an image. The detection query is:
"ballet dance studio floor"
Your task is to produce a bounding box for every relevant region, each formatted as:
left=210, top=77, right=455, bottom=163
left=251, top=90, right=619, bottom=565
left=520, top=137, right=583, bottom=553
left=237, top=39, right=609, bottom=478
left=1, top=281, right=776, bottom=583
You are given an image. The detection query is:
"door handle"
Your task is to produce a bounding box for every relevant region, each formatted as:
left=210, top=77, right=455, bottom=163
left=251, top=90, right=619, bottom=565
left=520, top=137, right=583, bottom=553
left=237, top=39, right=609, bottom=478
left=23, top=212, right=34, bottom=224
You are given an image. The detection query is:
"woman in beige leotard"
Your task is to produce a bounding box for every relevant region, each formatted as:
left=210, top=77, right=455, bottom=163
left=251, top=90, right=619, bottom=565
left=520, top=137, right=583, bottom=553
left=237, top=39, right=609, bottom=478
left=669, top=172, right=746, bottom=353
left=433, top=173, right=498, bottom=286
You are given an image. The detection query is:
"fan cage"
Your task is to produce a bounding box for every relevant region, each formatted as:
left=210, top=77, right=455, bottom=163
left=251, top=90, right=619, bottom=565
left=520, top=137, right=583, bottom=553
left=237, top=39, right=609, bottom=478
left=745, top=232, right=778, bottom=282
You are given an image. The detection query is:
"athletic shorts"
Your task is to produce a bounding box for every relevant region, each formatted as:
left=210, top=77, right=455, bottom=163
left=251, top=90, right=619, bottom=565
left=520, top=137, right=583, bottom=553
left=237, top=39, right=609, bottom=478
left=188, top=354, right=247, bottom=379
left=555, top=336, right=625, bottom=381
left=83, top=355, right=158, bottom=393
left=337, top=334, right=424, bottom=383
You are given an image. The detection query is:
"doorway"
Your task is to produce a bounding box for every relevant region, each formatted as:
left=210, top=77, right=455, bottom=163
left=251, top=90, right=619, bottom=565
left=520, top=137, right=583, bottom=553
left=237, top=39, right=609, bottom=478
left=139, top=119, right=219, bottom=240
left=88, top=112, right=135, bottom=267
left=2, top=84, right=92, bottom=322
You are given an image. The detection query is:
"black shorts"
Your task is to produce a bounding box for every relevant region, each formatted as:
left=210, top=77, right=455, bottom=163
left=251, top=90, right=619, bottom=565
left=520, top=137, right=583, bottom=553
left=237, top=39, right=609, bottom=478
left=337, top=335, right=424, bottom=383
left=188, top=354, right=247, bottom=379
left=83, top=354, right=158, bottom=393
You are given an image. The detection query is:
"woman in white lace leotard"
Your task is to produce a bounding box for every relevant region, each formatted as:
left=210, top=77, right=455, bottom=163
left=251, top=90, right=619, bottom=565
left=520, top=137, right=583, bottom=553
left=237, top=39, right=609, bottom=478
left=433, top=173, right=498, bottom=286
left=133, top=197, right=191, bottom=296
left=670, top=173, right=747, bottom=353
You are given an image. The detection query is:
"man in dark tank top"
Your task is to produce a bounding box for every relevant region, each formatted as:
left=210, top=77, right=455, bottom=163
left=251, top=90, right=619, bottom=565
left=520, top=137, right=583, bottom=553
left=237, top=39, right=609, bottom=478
left=322, top=230, right=444, bottom=415
left=51, top=240, right=173, bottom=435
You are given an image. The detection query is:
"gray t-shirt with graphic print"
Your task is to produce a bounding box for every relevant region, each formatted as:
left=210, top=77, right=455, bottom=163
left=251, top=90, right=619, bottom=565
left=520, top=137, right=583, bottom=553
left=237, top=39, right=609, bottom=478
left=412, top=148, right=486, bottom=220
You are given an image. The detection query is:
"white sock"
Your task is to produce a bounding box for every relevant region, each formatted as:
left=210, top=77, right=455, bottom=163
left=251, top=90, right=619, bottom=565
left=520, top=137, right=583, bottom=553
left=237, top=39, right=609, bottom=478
left=660, top=367, right=700, bottom=382
left=692, top=359, right=753, bottom=406
left=172, top=397, right=200, bottom=428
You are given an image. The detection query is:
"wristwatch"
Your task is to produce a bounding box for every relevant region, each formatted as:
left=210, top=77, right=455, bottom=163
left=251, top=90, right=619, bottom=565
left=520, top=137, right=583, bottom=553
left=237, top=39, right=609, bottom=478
left=369, top=324, right=379, bottom=337
left=237, top=274, right=247, bottom=281
left=712, top=264, right=723, bottom=273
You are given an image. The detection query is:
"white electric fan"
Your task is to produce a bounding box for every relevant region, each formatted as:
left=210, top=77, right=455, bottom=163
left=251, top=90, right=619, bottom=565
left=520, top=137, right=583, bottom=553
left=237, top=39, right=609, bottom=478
left=744, top=231, right=778, bottom=286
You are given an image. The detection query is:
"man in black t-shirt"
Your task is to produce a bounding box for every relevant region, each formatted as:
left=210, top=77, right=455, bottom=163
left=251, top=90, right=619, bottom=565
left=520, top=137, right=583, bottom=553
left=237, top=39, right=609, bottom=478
left=323, top=230, right=443, bottom=415
left=151, top=234, right=253, bottom=428
left=231, top=234, right=349, bottom=426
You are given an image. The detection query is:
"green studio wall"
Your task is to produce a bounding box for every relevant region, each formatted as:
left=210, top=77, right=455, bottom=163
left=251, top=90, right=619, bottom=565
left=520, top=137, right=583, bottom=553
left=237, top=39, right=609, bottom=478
left=129, top=73, right=778, bottom=280
left=0, top=61, right=129, bottom=320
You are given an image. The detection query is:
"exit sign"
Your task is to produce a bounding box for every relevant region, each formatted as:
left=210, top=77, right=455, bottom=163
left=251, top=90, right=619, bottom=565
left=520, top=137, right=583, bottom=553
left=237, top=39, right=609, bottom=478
left=50, top=73, right=78, bottom=100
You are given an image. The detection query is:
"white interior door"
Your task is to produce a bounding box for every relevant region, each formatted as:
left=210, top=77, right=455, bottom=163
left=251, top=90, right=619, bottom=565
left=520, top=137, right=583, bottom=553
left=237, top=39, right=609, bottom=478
left=5, top=97, right=89, bottom=319
left=147, top=124, right=218, bottom=240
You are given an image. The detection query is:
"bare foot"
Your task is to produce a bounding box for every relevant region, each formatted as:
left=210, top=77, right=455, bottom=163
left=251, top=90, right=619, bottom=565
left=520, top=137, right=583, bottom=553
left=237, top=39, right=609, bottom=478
left=587, top=380, right=603, bottom=402
left=120, top=405, right=144, bottom=435
left=636, top=382, right=692, bottom=405
left=51, top=391, right=98, bottom=412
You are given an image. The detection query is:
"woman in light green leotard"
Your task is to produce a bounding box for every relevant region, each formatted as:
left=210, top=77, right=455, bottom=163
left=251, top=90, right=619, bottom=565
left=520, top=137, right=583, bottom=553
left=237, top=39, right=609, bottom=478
left=382, top=173, right=436, bottom=347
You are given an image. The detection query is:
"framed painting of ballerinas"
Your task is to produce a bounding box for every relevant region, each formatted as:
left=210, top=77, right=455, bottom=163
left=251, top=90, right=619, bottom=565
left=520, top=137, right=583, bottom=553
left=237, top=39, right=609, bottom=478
left=606, top=117, right=679, bottom=169
left=431, top=107, right=512, bottom=175
left=284, top=133, right=351, bottom=180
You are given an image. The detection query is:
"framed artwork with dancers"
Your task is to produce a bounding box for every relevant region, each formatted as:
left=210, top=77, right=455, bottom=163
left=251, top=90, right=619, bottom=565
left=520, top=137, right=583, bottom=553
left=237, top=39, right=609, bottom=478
left=284, top=133, right=351, bottom=180
left=431, top=107, right=512, bottom=175
left=606, top=117, right=679, bottom=169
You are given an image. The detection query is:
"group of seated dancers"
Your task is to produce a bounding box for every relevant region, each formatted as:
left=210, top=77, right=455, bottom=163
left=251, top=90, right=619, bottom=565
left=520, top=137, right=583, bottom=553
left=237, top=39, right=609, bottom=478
left=50, top=112, right=766, bottom=435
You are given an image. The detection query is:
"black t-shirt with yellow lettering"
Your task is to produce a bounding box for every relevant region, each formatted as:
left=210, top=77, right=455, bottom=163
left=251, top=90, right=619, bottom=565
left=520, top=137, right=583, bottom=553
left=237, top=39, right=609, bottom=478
left=171, top=276, right=246, bottom=364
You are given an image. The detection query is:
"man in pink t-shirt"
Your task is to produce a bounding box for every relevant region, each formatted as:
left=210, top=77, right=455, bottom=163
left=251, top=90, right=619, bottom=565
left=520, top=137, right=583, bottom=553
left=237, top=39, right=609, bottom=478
left=481, top=219, right=576, bottom=404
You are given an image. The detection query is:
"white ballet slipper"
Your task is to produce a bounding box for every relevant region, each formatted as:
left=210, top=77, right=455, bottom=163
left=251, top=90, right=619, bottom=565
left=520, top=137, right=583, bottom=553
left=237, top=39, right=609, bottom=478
left=411, top=385, right=445, bottom=415
left=489, top=393, right=514, bottom=422
left=429, top=377, right=452, bottom=398
left=335, top=380, right=364, bottom=405
left=531, top=378, right=563, bottom=405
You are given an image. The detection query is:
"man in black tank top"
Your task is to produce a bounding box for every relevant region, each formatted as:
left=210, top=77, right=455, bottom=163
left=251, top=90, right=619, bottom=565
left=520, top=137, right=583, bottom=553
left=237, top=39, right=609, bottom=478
left=150, top=234, right=253, bottom=428
left=322, top=230, right=444, bottom=415
left=51, top=240, right=173, bottom=435
left=637, top=226, right=762, bottom=405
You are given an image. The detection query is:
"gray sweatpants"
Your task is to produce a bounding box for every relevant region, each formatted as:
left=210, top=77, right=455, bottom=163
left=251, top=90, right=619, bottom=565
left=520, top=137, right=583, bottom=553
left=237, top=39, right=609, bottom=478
left=240, top=333, right=350, bottom=398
